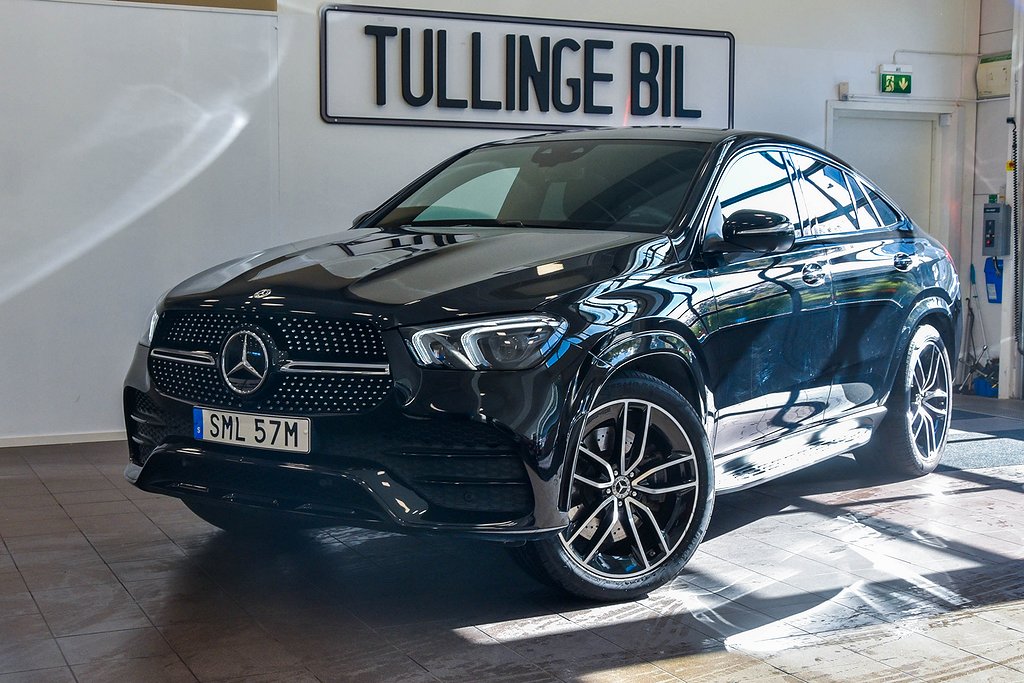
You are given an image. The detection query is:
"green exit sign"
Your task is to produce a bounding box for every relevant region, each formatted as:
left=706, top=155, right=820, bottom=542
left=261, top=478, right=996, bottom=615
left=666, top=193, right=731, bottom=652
left=879, top=64, right=913, bottom=94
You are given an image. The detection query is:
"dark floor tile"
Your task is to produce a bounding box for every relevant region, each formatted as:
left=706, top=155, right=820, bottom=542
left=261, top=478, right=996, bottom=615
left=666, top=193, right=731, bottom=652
left=19, top=559, right=120, bottom=593
left=305, top=652, right=436, bottom=683
left=2, top=531, right=93, bottom=555
left=0, top=638, right=66, bottom=676
left=0, top=483, right=51, bottom=499
left=0, top=667, right=76, bottom=683
left=381, top=623, right=542, bottom=681
left=108, top=556, right=195, bottom=584
left=0, top=503, right=68, bottom=523
left=52, top=489, right=128, bottom=506
left=56, top=626, right=174, bottom=665
left=159, top=621, right=302, bottom=681
left=0, top=516, right=79, bottom=538
left=0, top=612, right=52, bottom=644
left=33, top=583, right=151, bottom=637
left=655, top=648, right=785, bottom=682
left=98, top=541, right=185, bottom=566
left=61, top=500, right=139, bottom=519
left=37, top=477, right=115, bottom=495
left=0, top=569, right=29, bottom=598
left=218, top=671, right=322, bottom=683
left=71, top=654, right=196, bottom=683
left=124, top=575, right=246, bottom=627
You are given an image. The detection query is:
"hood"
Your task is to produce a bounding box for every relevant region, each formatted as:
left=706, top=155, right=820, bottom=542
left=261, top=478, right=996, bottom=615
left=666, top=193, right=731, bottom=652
left=166, top=226, right=674, bottom=326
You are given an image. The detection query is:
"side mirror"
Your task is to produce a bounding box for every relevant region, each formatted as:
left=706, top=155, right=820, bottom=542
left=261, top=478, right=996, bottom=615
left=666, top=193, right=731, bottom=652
left=352, top=210, right=372, bottom=228
left=708, top=209, right=796, bottom=254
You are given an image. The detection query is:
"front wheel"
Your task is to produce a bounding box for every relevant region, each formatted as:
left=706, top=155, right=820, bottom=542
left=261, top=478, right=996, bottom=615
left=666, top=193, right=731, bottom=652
left=855, top=323, right=952, bottom=476
left=515, top=372, right=715, bottom=601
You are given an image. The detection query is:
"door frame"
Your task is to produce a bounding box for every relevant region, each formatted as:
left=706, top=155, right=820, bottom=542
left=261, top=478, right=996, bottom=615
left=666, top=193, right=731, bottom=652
left=825, top=100, right=965, bottom=265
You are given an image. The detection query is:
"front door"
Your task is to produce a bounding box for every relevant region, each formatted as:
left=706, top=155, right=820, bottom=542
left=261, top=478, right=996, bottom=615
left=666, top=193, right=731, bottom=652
left=701, top=149, right=836, bottom=456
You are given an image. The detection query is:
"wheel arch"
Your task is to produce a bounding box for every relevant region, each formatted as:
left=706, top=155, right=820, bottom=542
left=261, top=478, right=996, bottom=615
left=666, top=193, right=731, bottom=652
left=593, top=326, right=710, bottom=420
left=885, top=293, right=957, bottom=401
left=557, top=326, right=712, bottom=511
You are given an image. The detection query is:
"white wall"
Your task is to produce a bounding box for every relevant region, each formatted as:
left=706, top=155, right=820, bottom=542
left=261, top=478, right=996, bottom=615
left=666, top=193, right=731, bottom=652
left=1, top=0, right=983, bottom=444
left=967, top=0, right=1014, bottom=369
left=0, top=0, right=280, bottom=444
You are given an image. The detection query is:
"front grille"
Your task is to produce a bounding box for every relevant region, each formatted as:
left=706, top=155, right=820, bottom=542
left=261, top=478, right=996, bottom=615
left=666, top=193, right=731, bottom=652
left=149, top=310, right=391, bottom=415
left=159, top=312, right=243, bottom=351
left=150, top=357, right=391, bottom=415
left=263, top=374, right=393, bottom=414
left=275, top=316, right=386, bottom=361
left=155, top=311, right=387, bottom=361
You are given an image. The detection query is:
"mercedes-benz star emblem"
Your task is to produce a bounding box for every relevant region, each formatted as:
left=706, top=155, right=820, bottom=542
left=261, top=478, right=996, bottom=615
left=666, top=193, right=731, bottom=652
left=221, top=330, right=270, bottom=395
left=252, top=288, right=272, bottom=299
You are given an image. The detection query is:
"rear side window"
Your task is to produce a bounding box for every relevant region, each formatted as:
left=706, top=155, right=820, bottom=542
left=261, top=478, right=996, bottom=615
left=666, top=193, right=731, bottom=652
left=790, top=153, right=858, bottom=236
left=867, top=187, right=901, bottom=226
left=848, top=177, right=881, bottom=230
left=717, top=150, right=801, bottom=228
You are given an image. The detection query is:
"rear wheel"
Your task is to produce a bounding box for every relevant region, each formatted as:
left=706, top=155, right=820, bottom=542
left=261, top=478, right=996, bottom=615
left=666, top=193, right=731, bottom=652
left=516, top=372, right=714, bottom=601
left=855, top=323, right=951, bottom=476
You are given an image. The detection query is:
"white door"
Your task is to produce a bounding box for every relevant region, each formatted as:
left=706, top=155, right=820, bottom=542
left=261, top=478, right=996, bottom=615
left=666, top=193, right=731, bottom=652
left=829, top=110, right=939, bottom=234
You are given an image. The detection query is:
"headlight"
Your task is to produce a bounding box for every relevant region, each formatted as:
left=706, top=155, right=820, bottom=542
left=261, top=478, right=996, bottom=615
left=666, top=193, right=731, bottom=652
left=406, top=315, right=568, bottom=370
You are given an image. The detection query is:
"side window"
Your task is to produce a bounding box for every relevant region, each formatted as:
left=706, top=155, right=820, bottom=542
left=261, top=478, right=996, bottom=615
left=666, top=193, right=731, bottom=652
left=717, top=150, right=801, bottom=228
left=867, top=187, right=901, bottom=226
left=791, top=153, right=858, bottom=235
left=849, top=176, right=881, bottom=230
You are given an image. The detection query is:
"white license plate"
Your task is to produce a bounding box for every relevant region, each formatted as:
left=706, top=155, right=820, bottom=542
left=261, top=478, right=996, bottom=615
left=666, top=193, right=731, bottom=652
left=193, top=408, right=310, bottom=454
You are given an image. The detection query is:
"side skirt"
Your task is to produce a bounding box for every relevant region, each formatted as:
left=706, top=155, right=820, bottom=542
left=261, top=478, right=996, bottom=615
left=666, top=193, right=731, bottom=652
left=714, top=407, right=886, bottom=494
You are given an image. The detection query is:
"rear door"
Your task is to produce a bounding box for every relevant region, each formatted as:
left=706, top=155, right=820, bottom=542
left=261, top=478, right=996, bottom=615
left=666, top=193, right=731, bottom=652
left=702, top=149, right=836, bottom=456
left=789, top=151, right=919, bottom=417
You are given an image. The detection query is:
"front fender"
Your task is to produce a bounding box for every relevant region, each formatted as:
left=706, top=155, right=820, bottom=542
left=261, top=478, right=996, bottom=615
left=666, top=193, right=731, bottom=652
left=555, top=326, right=712, bottom=510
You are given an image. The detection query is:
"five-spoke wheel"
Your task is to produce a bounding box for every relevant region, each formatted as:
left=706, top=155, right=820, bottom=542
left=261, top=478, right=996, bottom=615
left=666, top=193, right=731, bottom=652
left=562, top=398, right=700, bottom=579
left=515, top=372, right=714, bottom=601
left=856, top=323, right=952, bottom=476
left=907, top=333, right=951, bottom=463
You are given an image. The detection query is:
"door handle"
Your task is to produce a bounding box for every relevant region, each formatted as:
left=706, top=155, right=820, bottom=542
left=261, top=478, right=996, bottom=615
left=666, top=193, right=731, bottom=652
left=801, top=262, right=827, bottom=287
left=893, top=252, right=914, bottom=272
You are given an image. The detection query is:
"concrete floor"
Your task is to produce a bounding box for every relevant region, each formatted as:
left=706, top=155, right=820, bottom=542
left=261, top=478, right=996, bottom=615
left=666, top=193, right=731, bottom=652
left=2, top=396, right=1023, bottom=682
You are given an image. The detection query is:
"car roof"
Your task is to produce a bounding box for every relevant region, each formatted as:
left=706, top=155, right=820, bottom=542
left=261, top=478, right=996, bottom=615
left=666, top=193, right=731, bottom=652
left=487, top=126, right=854, bottom=177
left=491, top=126, right=804, bottom=145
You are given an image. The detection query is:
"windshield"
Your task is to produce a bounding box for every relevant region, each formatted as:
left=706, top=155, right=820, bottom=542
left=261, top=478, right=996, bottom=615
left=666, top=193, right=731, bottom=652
left=377, top=139, right=709, bottom=233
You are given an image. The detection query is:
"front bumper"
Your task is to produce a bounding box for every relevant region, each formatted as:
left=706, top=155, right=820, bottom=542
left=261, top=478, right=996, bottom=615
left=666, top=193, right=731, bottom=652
left=123, top=339, right=590, bottom=541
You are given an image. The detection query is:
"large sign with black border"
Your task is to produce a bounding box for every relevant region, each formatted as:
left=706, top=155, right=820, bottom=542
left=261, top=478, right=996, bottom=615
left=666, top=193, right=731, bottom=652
left=320, top=5, right=734, bottom=131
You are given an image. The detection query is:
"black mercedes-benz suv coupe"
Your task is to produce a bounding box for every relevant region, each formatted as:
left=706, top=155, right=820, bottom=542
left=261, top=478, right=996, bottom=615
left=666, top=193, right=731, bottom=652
left=124, top=127, right=960, bottom=600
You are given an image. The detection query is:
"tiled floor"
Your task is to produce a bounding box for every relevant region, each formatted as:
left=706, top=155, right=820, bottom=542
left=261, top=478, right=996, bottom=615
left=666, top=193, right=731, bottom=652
left=2, top=396, right=1024, bottom=682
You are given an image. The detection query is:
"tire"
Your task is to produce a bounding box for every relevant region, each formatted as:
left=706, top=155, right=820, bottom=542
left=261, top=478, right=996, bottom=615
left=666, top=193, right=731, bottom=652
left=517, top=371, right=715, bottom=601
left=183, top=499, right=313, bottom=536
left=855, top=323, right=952, bottom=477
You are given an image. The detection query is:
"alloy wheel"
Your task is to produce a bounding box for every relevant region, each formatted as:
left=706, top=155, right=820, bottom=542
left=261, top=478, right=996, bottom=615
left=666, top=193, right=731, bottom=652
left=908, top=338, right=951, bottom=462
left=561, top=399, right=701, bottom=580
